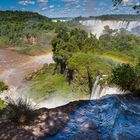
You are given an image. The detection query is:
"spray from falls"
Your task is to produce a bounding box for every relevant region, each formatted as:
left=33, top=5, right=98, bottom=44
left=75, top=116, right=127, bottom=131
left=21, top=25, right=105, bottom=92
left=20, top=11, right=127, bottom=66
left=91, top=75, right=123, bottom=100
left=91, top=76, right=101, bottom=99
left=80, top=20, right=140, bottom=38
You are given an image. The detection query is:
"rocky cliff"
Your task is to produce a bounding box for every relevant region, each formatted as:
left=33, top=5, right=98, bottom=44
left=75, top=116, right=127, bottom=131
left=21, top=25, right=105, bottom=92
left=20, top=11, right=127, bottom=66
left=0, top=94, right=140, bottom=140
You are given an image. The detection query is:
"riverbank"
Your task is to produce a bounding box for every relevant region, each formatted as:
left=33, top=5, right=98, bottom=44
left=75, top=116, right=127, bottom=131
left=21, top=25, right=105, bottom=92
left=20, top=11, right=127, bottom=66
left=0, top=48, right=54, bottom=86
left=0, top=48, right=55, bottom=107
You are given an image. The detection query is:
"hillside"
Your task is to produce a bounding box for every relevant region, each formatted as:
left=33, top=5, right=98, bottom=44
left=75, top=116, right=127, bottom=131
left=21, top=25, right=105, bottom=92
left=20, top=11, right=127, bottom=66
left=0, top=11, right=57, bottom=54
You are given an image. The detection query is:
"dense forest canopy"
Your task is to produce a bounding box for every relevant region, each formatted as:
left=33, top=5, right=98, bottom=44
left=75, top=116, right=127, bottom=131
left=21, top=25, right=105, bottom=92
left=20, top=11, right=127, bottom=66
left=0, top=11, right=54, bottom=46
left=0, top=11, right=75, bottom=54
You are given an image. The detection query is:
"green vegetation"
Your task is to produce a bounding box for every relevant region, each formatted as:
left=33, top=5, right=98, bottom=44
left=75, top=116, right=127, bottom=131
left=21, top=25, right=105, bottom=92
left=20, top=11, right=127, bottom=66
left=0, top=100, right=6, bottom=110
left=26, top=25, right=140, bottom=99
left=0, top=81, right=8, bottom=92
left=1, top=11, right=140, bottom=99
left=0, top=81, right=7, bottom=111
left=113, top=0, right=140, bottom=13
left=74, top=14, right=140, bottom=21
left=26, top=64, right=70, bottom=99
left=26, top=64, right=89, bottom=101
left=0, top=11, right=53, bottom=44
left=0, top=11, right=55, bottom=54
left=5, top=97, right=35, bottom=124
left=110, top=61, right=140, bottom=95
left=0, top=11, right=72, bottom=55
left=99, top=27, right=140, bottom=63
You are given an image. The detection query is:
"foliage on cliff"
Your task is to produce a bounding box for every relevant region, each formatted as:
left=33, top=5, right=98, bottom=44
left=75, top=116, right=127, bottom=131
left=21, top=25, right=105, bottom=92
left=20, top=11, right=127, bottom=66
left=0, top=11, right=53, bottom=45
left=0, top=100, right=5, bottom=110
left=0, top=11, right=72, bottom=55
left=0, top=81, right=8, bottom=92
left=110, top=60, right=140, bottom=94
left=27, top=26, right=140, bottom=98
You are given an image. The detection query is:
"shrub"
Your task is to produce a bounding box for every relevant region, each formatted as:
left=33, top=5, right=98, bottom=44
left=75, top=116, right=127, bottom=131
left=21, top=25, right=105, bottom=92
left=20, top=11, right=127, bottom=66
left=110, top=63, right=140, bottom=93
left=0, top=81, right=8, bottom=92
left=5, top=97, right=35, bottom=124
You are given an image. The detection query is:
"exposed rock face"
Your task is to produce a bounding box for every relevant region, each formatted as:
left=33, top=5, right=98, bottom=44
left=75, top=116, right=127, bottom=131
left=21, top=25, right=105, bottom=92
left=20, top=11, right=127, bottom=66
left=0, top=95, right=140, bottom=140
left=0, top=101, right=82, bottom=140
left=46, top=95, right=140, bottom=140
left=22, top=35, right=36, bottom=45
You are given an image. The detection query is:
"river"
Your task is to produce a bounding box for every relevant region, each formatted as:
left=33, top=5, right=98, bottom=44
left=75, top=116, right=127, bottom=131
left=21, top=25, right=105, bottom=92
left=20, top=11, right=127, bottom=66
left=0, top=48, right=54, bottom=107
left=0, top=48, right=54, bottom=87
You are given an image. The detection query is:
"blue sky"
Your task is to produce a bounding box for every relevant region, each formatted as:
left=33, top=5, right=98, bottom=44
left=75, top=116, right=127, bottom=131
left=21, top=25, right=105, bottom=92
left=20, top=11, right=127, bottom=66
left=0, top=0, right=138, bottom=17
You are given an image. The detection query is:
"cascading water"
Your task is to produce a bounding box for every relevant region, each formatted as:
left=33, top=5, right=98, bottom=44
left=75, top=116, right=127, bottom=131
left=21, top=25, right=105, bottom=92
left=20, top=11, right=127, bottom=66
left=91, top=75, right=123, bottom=100
left=91, top=76, right=101, bottom=99
left=80, top=19, right=140, bottom=38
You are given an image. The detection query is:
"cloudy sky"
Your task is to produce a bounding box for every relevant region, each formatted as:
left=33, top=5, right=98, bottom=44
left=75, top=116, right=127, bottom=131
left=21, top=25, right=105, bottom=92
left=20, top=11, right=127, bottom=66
left=0, top=0, right=139, bottom=17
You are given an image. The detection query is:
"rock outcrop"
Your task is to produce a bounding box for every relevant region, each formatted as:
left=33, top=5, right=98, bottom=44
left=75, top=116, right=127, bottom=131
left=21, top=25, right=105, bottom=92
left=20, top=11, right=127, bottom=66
left=0, top=101, right=83, bottom=140
left=46, top=95, right=140, bottom=140
left=0, top=95, right=140, bottom=140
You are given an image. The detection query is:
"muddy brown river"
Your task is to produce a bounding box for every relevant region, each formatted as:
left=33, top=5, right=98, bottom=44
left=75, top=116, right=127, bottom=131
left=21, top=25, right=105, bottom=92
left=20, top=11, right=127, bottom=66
left=0, top=48, right=54, bottom=87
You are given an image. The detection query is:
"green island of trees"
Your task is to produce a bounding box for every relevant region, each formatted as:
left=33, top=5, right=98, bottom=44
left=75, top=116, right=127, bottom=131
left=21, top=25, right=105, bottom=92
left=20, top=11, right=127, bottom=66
left=27, top=24, right=140, bottom=99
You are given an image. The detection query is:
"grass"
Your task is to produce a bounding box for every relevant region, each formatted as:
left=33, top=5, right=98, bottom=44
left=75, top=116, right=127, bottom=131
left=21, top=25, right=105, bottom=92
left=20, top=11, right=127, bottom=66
left=0, top=100, right=6, bottom=110
left=26, top=64, right=89, bottom=101
left=30, top=74, right=71, bottom=99
left=5, top=97, right=35, bottom=124
left=15, top=45, right=48, bottom=55
left=26, top=52, right=113, bottom=101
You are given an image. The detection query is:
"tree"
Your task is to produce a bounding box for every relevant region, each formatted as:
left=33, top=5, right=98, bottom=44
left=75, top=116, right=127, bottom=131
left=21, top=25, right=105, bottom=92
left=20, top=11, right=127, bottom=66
left=110, top=63, right=140, bottom=93
left=99, top=25, right=118, bottom=40
left=113, top=0, right=140, bottom=13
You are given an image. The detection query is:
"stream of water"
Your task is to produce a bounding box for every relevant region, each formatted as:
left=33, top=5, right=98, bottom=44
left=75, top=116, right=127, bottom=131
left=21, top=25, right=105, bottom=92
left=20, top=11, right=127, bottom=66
left=91, top=75, right=124, bottom=100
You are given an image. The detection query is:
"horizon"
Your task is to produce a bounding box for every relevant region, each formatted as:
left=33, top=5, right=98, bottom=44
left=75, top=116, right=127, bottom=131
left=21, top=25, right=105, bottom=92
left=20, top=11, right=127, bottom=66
left=0, top=10, right=139, bottom=19
left=0, top=0, right=138, bottom=18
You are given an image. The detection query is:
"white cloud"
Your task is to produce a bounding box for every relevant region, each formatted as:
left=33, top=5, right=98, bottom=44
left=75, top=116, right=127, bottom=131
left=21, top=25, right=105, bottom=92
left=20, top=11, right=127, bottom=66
left=49, top=5, right=55, bottom=8
left=38, top=0, right=48, bottom=3
left=62, top=0, right=79, bottom=2
left=41, top=7, right=48, bottom=10
left=18, top=1, right=35, bottom=6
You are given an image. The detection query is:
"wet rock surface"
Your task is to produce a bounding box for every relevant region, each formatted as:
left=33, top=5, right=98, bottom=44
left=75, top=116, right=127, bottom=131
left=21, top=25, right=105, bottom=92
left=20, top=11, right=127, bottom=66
left=46, top=95, right=140, bottom=140
left=0, top=95, right=140, bottom=140
left=0, top=101, right=82, bottom=140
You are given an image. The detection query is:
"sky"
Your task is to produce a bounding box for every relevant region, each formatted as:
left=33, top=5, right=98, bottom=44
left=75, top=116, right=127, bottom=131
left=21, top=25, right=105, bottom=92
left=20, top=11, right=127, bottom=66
left=0, top=0, right=139, bottom=17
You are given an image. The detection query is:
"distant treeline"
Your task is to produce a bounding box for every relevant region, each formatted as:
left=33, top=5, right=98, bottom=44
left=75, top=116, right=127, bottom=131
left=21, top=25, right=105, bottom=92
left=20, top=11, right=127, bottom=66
left=74, top=14, right=140, bottom=21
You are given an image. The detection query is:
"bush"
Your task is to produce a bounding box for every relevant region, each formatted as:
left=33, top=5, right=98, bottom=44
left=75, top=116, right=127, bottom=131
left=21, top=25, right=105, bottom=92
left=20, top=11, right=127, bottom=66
left=110, top=63, right=140, bottom=93
left=5, top=97, right=35, bottom=124
left=0, top=81, right=8, bottom=92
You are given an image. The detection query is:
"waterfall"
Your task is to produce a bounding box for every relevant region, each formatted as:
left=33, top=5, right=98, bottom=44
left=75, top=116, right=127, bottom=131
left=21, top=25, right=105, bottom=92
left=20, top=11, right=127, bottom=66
left=91, top=75, right=123, bottom=100
left=90, top=76, right=101, bottom=99
left=80, top=19, right=140, bottom=38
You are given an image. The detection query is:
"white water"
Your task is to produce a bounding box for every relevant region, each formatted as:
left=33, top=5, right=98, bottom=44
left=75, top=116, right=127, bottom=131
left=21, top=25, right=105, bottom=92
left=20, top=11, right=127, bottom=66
left=91, top=76, right=124, bottom=100
left=80, top=19, right=140, bottom=38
